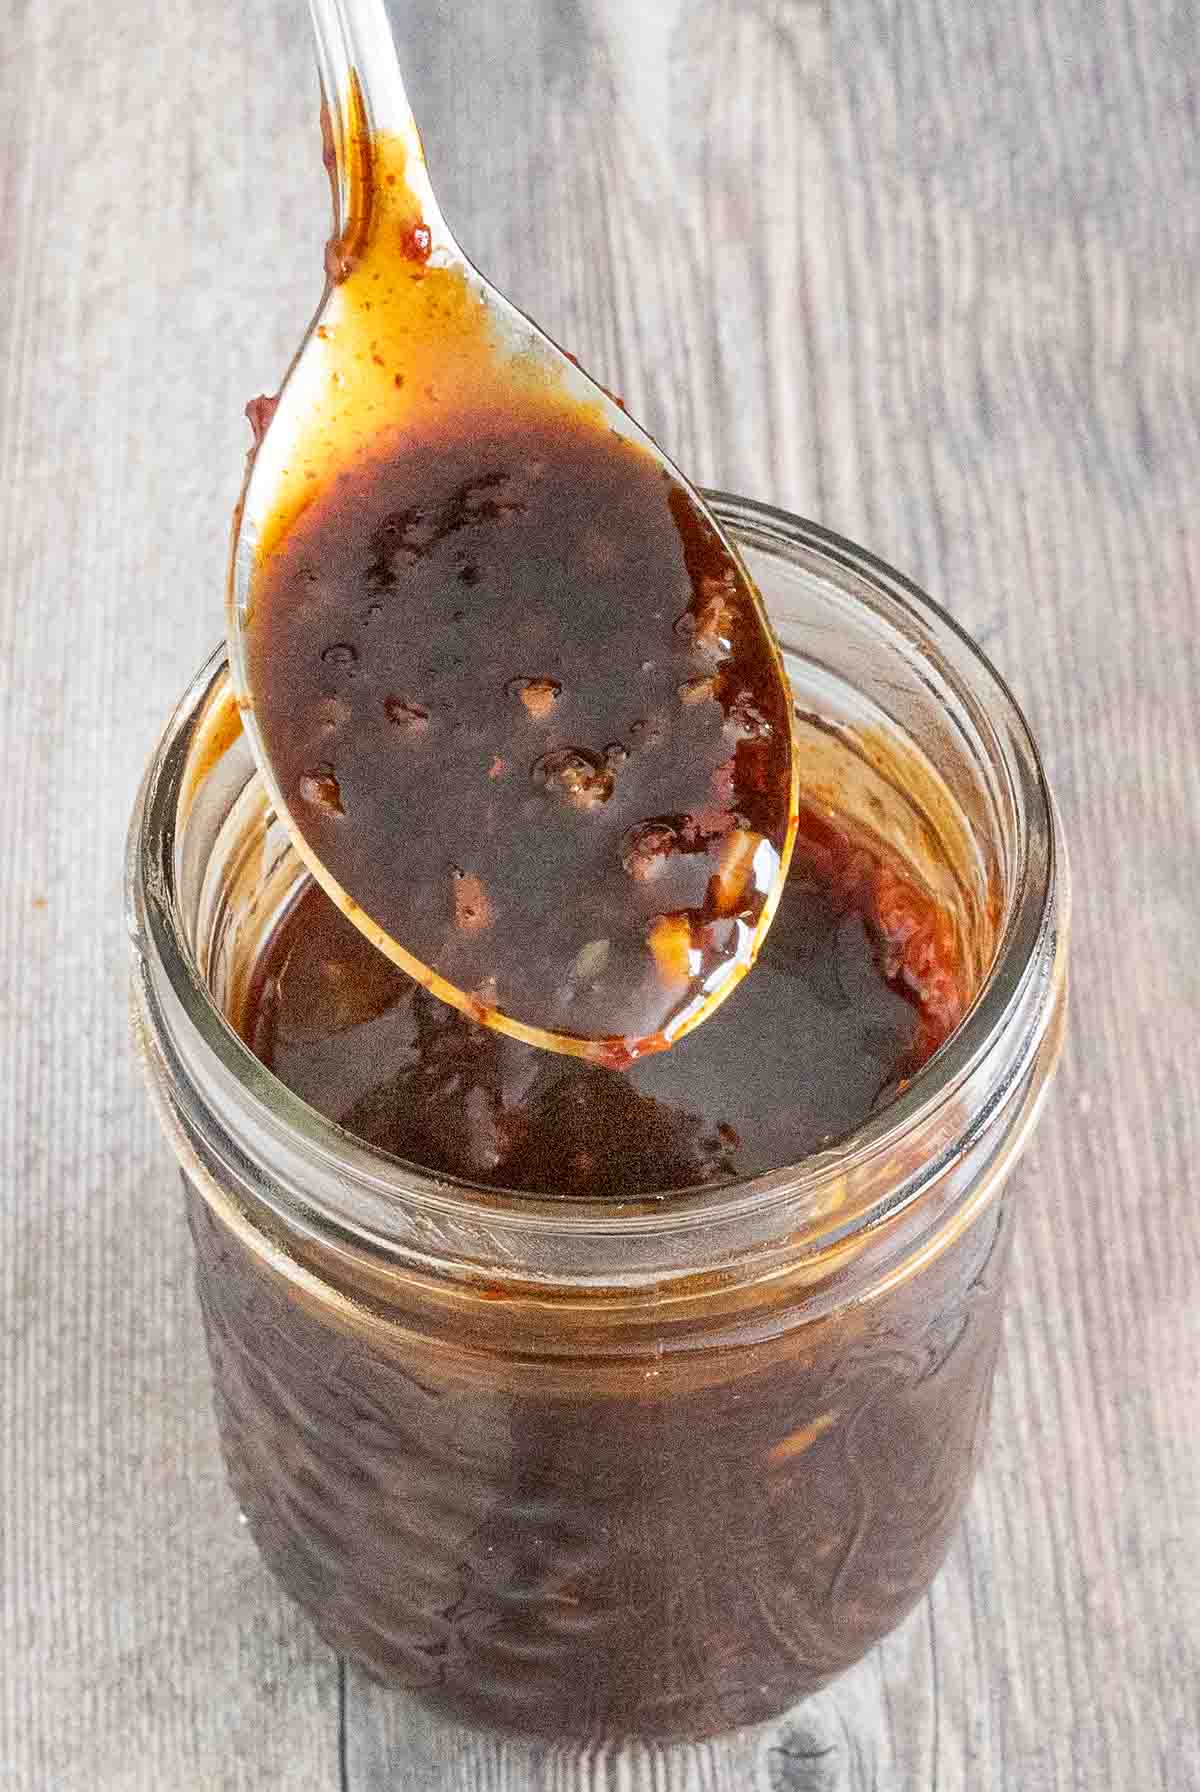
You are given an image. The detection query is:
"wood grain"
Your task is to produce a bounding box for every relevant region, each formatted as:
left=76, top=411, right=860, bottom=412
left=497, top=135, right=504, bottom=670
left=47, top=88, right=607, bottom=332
left=0, top=4, right=337, bottom=1789
left=1, top=0, right=1197, bottom=1787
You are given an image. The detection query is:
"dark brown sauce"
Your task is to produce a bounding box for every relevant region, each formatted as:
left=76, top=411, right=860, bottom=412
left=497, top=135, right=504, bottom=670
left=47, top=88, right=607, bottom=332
left=239, top=803, right=964, bottom=1197
left=246, top=398, right=795, bottom=1066
left=241, top=103, right=797, bottom=1065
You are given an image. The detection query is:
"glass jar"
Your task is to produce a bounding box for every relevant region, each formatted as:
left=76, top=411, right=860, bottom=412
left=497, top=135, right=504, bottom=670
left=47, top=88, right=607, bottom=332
left=127, top=496, right=1068, bottom=1742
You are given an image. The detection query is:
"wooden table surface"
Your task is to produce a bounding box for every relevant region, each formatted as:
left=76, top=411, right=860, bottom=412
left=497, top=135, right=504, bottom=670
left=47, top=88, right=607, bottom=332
left=2, top=1, right=1197, bottom=1786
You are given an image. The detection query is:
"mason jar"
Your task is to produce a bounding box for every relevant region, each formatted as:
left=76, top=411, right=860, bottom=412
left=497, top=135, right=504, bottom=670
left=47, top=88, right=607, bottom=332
left=127, top=496, right=1068, bottom=1741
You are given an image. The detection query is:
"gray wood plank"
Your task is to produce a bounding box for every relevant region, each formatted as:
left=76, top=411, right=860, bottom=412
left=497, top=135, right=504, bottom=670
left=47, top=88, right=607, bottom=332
left=0, top=3, right=339, bottom=1788
left=0, top=0, right=1197, bottom=1787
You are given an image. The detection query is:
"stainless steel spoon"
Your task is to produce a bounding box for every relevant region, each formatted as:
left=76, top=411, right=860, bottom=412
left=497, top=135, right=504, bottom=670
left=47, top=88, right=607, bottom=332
left=226, top=0, right=798, bottom=1065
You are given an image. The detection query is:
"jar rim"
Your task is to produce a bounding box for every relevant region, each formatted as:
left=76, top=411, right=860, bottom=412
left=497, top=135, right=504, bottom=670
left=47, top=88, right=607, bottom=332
left=128, top=495, right=1063, bottom=1263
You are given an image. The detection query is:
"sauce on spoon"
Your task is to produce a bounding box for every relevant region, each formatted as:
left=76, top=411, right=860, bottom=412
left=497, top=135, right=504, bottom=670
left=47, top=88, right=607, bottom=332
left=234, top=84, right=797, bottom=1064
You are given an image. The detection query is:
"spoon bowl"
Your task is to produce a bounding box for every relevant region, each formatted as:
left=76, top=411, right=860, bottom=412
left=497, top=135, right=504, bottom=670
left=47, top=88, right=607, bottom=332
left=227, top=0, right=799, bottom=1065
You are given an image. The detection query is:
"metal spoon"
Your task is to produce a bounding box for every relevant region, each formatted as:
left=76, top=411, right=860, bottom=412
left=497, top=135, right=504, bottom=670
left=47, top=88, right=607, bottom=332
left=226, top=0, right=798, bottom=1066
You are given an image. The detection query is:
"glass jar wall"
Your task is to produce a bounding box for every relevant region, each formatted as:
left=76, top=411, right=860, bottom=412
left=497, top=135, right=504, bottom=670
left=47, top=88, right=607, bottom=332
left=128, top=498, right=1067, bottom=1740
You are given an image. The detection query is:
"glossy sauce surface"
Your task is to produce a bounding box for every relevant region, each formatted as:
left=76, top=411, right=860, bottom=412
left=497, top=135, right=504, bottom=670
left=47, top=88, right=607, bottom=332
left=240, top=805, right=965, bottom=1197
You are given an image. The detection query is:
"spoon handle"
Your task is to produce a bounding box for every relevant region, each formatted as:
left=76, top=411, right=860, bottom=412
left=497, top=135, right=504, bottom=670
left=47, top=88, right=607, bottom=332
left=308, top=0, right=455, bottom=253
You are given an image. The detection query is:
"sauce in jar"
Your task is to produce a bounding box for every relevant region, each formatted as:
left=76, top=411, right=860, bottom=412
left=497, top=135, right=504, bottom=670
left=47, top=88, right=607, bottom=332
left=238, top=802, right=964, bottom=1195
left=201, top=787, right=983, bottom=1741
left=130, top=498, right=1067, bottom=1742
